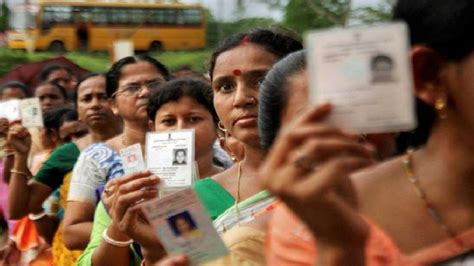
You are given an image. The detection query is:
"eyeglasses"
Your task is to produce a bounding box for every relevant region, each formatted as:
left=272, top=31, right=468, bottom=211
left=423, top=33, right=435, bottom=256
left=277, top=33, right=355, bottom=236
left=112, top=79, right=163, bottom=98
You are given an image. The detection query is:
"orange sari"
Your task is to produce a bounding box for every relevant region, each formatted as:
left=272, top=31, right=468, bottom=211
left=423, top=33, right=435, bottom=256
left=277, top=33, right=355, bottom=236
left=267, top=204, right=474, bottom=266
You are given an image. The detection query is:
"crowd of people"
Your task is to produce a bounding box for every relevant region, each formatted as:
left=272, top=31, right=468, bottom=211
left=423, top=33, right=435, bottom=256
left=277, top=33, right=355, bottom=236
left=1, top=0, right=473, bottom=265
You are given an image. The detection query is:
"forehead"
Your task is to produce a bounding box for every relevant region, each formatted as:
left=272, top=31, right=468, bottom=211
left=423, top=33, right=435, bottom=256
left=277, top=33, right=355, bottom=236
left=281, top=70, right=309, bottom=125
left=213, top=44, right=279, bottom=79
left=35, top=84, right=59, bottom=95
left=155, top=97, right=209, bottom=116
left=119, top=61, right=162, bottom=84
left=78, top=76, right=106, bottom=96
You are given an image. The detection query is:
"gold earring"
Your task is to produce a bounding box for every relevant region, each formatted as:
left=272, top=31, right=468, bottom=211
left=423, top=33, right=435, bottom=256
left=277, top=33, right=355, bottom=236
left=218, top=121, right=227, bottom=132
left=435, top=97, right=448, bottom=119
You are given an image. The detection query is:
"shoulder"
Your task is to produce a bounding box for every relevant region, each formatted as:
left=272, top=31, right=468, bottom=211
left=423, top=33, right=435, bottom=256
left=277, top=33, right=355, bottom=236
left=352, top=155, right=407, bottom=217
left=81, top=143, right=119, bottom=164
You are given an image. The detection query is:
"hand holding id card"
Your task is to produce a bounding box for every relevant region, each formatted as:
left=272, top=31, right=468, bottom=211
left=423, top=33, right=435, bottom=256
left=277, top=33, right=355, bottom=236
left=142, top=188, right=228, bottom=265
left=306, top=22, right=417, bottom=134
left=0, top=98, right=43, bottom=128
left=146, top=130, right=195, bottom=192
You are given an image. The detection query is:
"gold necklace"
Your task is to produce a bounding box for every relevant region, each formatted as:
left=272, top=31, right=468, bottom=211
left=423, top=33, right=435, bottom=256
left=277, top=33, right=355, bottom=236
left=235, top=161, right=242, bottom=226
left=403, top=149, right=465, bottom=249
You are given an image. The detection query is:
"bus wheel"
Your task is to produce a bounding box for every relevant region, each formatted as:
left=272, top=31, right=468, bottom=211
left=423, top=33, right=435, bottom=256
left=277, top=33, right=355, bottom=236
left=149, top=41, right=162, bottom=53
left=48, top=41, right=65, bottom=53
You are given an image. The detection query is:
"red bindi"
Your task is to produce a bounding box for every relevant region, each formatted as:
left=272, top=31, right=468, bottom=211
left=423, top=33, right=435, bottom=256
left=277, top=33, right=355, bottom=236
left=233, top=69, right=242, bottom=76
left=241, top=35, right=250, bottom=44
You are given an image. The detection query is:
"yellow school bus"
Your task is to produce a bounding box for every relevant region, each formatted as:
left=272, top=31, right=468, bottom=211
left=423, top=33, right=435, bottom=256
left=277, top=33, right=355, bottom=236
left=7, top=0, right=206, bottom=52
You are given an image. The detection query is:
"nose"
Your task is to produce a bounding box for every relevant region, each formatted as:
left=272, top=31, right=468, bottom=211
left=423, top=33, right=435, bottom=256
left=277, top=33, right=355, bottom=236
left=233, top=84, right=257, bottom=108
left=90, top=96, right=101, bottom=108
left=176, top=119, right=186, bottom=130
left=137, top=85, right=152, bottom=98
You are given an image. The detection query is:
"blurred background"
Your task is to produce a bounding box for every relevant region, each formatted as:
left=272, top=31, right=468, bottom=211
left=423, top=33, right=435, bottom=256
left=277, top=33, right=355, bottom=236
left=0, top=0, right=393, bottom=77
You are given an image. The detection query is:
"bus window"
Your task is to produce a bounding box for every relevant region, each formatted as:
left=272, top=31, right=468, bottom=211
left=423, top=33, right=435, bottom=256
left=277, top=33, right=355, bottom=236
left=183, top=9, right=202, bottom=25
left=43, top=6, right=72, bottom=25
left=91, top=7, right=107, bottom=25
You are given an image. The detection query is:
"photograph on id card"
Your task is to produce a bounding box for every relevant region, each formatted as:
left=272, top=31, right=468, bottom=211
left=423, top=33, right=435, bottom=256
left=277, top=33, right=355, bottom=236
left=142, top=188, right=228, bottom=265
left=306, top=22, right=417, bottom=134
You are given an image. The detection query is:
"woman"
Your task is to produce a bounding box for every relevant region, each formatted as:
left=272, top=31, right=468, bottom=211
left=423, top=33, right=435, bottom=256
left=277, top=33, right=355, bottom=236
left=7, top=73, right=121, bottom=265
left=262, top=1, right=474, bottom=265
left=64, top=55, right=170, bottom=253
left=97, top=29, right=302, bottom=266
left=78, top=77, right=229, bottom=265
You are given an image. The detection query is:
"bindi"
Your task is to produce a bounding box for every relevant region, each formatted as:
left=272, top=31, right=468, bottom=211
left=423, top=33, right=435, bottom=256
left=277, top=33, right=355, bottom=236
left=233, top=69, right=242, bottom=76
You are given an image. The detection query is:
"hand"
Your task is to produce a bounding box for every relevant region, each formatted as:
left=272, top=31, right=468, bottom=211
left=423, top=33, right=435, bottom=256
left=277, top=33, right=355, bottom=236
left=108, top=171, right=163, bottom=250
left=259, top=103, right=373, bottom=246
left=7, top=122, right=31, bottom=155
left=0, top=118, right=8, bottom=136
left=149, top=255, right=189, bottom=266
left=102, top=179, right=118, bottom=211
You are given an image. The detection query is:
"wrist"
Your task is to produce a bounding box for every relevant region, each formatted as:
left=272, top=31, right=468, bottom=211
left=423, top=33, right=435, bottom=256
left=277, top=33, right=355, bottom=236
left=107, top=224, right=132, bottom=242
left=142, top=245, right=166, bottom=265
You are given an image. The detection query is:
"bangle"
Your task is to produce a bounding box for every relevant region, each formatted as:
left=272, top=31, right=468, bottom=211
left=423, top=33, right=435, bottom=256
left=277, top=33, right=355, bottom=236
left=28, top=211, right=46, bottom=221
left=10, top=169, right=30, bottom=177
left=102, top=228, right=133, bottom=247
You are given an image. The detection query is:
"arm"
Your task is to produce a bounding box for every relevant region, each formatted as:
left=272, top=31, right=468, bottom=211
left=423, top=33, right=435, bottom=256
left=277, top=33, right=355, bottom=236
left=2, top=154, right=14, bottom=183
left=62, top=201, right=95, bottom=250
left=8, top=153, right=52, bottom=219
left=33, top=215, right=60, bottom=245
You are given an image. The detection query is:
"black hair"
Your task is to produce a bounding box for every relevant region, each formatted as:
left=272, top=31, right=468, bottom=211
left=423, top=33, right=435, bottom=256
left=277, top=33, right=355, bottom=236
left=43, top=107, right=78, bottom=134
left=71, top=73, right=106, bottom=105
left=392, top=0, right=474, bottom=151
left=259, top=50, right=306, bottom=151
left=38, top=64, right=73, bottom=82
left=147, top=77, right=218, bottom=124
left=371, top=54, right=394, bottom=70
left=35, top=81, right=68, bottom=100
left=208, top=28, right=303, bottom=81
left=106, top=54, right=170, bottom=98
left=0, top=81, right=29, bottom=97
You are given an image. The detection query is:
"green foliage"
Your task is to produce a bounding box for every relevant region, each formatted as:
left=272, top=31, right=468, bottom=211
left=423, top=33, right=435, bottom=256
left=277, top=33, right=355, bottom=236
left=0, top=2, right=9, bottom=32
left=0, top=48, right=212, bottom=77
left=352, top=0, right=394, bottom=24
left=283, top=0, right=350, bottom=34
left=207, top=17, right=277, bottom=48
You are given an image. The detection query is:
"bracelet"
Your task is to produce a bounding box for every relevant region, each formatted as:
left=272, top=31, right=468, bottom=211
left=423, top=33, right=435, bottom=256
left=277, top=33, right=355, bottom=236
left=10, top=169, right=30, bottom=177
left=28, top=211, right=47, bottom=221
left=102, top=228, right=133, bottom=247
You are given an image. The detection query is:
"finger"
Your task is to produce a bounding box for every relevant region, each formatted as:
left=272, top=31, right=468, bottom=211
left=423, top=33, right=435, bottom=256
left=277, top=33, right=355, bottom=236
left=118, top=175, right=160, bottom=194
left=118, top=205, right=138, bottom=233
left=115, top=189, right=159, bottom=220
left=287, top=138, right=376, bottom=165
left=115, top=171, right=154, bottom=185
left=261, top=125, right=357, bottom=175
left=158, top=255, right=189, bottom=266
left=290, top=157, right=374, bottom=201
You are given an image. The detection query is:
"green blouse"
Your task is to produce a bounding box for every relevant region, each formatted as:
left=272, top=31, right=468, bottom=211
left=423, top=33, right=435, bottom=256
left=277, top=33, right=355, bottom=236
left=77, top=178, right=234, bottom=266
left=33, top=142, right=80, bottom=189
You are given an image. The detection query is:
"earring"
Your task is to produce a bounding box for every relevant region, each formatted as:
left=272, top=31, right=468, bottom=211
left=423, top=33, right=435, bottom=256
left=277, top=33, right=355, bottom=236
left=435, top=97, right=448, bottom=119
left=218, top=121, right=227, bottom=132
left=230, top=154, right=237, bottom=162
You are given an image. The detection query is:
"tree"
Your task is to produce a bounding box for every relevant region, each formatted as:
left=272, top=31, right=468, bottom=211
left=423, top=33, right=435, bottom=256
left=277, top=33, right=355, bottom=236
left=0, top=1, right=9, bottom=32
left=283, top=0, right=350, bottom=34
left=352, top=0, right=394, bottom=24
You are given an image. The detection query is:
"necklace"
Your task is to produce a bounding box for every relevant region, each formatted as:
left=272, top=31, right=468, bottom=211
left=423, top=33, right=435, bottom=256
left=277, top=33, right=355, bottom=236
left=402, top=149, right=465, bottom=249
left=235, top=161, right=242, bottom=226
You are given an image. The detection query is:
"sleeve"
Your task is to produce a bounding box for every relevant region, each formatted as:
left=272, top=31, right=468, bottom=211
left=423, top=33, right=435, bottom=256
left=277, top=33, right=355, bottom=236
left=67, top=149, right=108, bottom=203
left=76, top=202, right=142, bottom=266
left=33, top=143, right=80, bottom=190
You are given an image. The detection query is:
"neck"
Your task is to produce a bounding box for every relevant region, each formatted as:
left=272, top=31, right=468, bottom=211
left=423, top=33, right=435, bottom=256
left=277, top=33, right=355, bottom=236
left=421, top=121, right=474, bottom=186
left=196, top=149, right=219, bottom=178
left=240, top=144, right=263, bottom=173
left=90, top=123, right=122, bottom=143
left=122, top=120, right=148, bottom=147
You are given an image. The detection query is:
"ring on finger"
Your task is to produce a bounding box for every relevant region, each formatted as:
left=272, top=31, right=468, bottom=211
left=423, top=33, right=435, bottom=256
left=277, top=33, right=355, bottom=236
left=294, top=151, right=317, bottom=172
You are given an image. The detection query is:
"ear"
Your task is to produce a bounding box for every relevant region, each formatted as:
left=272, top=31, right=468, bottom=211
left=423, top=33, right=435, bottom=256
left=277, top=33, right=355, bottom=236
left=148, top=120, right=155, bottom=131
left=111, top=98, right=119, bottom=116
left=411, top=45, right=448, bottom=107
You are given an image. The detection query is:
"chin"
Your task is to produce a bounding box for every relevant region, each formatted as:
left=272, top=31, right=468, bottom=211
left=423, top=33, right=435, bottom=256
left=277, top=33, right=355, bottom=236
left=233, top=130, right=260, bottom=147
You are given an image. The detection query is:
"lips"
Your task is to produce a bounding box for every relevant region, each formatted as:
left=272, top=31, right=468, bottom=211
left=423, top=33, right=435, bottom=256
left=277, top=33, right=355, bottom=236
left=87, top=112, right=106, bottom=120
left=233, top=114, right=258, bottom=127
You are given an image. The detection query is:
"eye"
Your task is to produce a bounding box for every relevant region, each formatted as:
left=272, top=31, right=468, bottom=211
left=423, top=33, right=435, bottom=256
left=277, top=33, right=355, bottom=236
left=188, top=116, right=202, bottom=123
left=161, top=118, right=176, bottom=126
left=125, top=85, right=141, bottom=94
left=218, top=83, right=234, bottom=92
left=80, top=95, right=92, bottom=103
